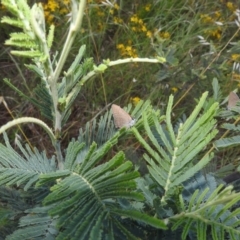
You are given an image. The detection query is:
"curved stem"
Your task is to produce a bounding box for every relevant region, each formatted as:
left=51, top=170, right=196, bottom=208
left=0, top=117, right=55, bottom=143
left=79, top=57, right=165, bottom=86
left=0, top=117, right=65, bottom=168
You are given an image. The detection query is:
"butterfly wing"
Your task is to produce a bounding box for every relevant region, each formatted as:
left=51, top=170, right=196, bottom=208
left=111, top=104, right=133, bottom=128
left=228, top=92, right=239, bottom=110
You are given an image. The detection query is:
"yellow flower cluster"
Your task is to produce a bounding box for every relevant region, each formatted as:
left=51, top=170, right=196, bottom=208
left=43, top=0, right=70, bottom=24
left=105, top=2, right=122, bottom=25
left=200, top=2, right=238, bottom=40
left=157, top=31, right=171, bottom=40
left=171, top=87, right=178, bottom=93
left=232, top=73, right=240, bottom=83
left=231, top=54, right=240, bottom=62
left=109, top=3, right=120, bottom=15
left=233, top=72, right=240, bottom=77
left=144, top=4, right=151, bottom=12
left=214, top=11, right=220, bottom=18
left=112, top=3, right=120, bottom=11
left=152, top=29, right=171, bottom=43
left=200, top=10, right=222, bottom=23
left=85, top=1, right=121, bottom=33
left=226, top=2, right=237, bottom=12
left=117, top=43, right=138, bottom=58
left=113, top=17, right=123, bottom=24
left=200, top=14, right=214, bottom=24
left=200, top=11, right=223, bottom=40
left=130, top=14, right=152, bottom=38
left=130, top=97, right=141, bottom=106
left=204, top=28, right=222, bottom=39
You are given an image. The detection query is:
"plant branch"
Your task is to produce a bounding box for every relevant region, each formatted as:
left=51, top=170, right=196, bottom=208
left=0, top=117, right=55, bottom=148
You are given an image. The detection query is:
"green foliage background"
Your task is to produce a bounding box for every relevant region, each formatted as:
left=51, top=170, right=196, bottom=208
left=1, top=0, right=240, bottom=239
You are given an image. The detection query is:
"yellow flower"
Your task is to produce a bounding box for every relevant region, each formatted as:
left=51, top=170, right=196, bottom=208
left=47, top=14, right=55, bottom=23
left=130, top=15, right=138, bottom=23
left=138, top=19, right=143, bottom=25
left=113, top=17, right=123, bottom=24
left=117, top=44, right=125, bottom=50
left=131, top=26, right=137, bottom=32
left=63, top=0, right=70, bottom=4
left=160, top=31, right=170, bottom=39
left=131, top=97, right=141, bottom=106
left=226, top=2, right=236, bottom=12
left=59, top=8, right=68, bottom=15
left=231, top=54, right=240, bottom=61
left=114, top=3, right=120, bottom=10
left=44, top=10, right=50, bottom=18
left=127, top=40, right=132, bottom=45
left=171, top=87, right=178, bottom=93
left=116, top=43, right=138, bottom=58
left=214, top=11, right=221, bottom=19
left=233, top=73, right=240, bottom=80
left=145, top=4, right=151, bottom=12
left=97, top=23, right=104, bottom=31
left=48, top=0, right=59, bottom=11
left=200, top=14, right=213, bottom=23
left=125, top=46, right=132, bottom=52
left=211, top=29, right=221, bottom=39
left=97, top=10, right=105, bottom=17
left=141, top=25, right=147, bottom=32
left=146, top=31, right=153, bottom=38
left=164, top=32, right=170, bottom=38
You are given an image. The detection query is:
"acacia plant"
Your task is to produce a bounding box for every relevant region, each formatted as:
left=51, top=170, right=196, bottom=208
left=1, top=0, right=240, bottom=239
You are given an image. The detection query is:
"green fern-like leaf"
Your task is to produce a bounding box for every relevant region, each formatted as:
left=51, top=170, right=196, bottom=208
left=5, top=39, right=38, bottom=49
left=214, top=123, right=240, bottom=148
left=212, top=77, right=222, bottom=101
left=6, top=206, right=58, bottom=240
left=221, top=123, right=240, bottom=132
left=215, top=135, right=240, bottom=148
left=0, top=185, right=51, bottom=239
left=60, top=50, right=94, bottom=124
left=32, top=83, right=53, bottom=121
left=1, top=0, right=51, bottom=60
left=10, top=50, right=43, bottom=58
left=0, top=133, right=56, bottom=191
left=9, top=32, right=33, bottom=41
left=78, top=110, right=115, bottom=150
left=132, top=92, right=219, bottom=203
left=47, top=25, right=55, bottom=49
left=171, top=185, right=240, bottom=240
left=38, top=139, right=166, bottom=239
left=1, top=16, right=24, bottom=28
left=3, top=79, right=53, bottom=121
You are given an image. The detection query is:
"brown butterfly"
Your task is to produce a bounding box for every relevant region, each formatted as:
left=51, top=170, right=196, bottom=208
left=111, top=104, right=135, bottom=128
left=228, top=92, right=239, bottom=110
